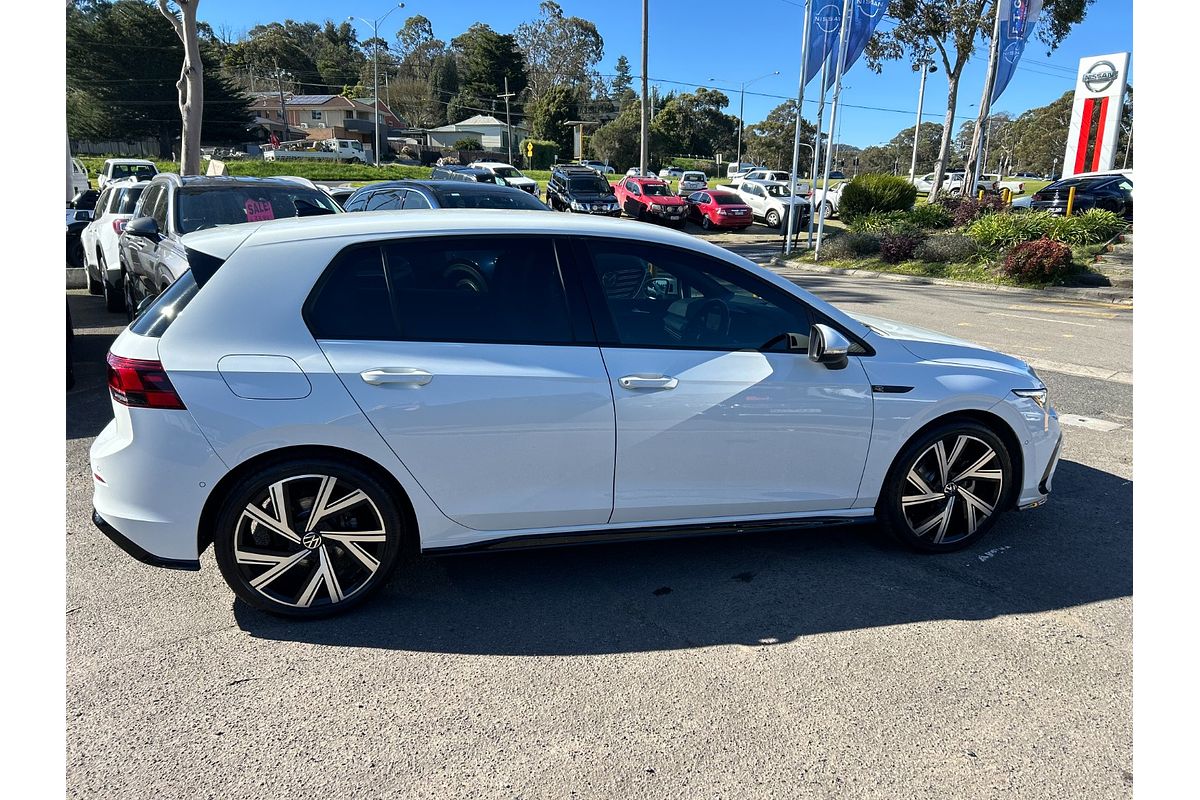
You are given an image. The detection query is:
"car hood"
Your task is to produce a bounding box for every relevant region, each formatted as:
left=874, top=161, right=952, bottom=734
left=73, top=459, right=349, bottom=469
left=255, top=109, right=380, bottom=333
left=852, top=313, right=1035, bottom=377
left=572, top=192, right=618, bottom=203
left=506, top=176, right=537, bottom=187
left=644, top=195, right=687, bottom=205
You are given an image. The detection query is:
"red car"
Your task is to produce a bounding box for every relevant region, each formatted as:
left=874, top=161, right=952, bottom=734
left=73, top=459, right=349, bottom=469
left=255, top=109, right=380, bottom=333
left=612, top=176, right=689, bottom=227
left=686, top=189, right=754, bottom=230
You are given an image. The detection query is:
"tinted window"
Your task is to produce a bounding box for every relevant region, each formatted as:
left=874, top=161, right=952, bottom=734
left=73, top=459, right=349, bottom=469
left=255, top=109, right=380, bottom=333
left=150, top=187, right=170, bottom=230
left=569, top=176, right=611, bottom=193
left=130, top=271, right=199, bottom=337
left=175, top=186, right=339, bottom=233
left=134, top=184, right=160, bottom=219
left=116, top=185, right=146, bottom=214
left=712, top=193, right=743, bottom=205
left=381, top=237, right=573, bottom=344
left=95, top=189, right=113, bottom=215
left=430, top=188, right=546, bottom=210
left=306, top=247, right=396, bottom=340
left=403, top=191, right=431, bottom=209
left=365, top=189, right=405, bottom=211
left=581, top=240, right=810, bottom=351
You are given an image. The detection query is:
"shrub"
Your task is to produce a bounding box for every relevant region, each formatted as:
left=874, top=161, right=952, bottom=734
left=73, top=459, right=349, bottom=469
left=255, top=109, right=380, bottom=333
left=1002, top=238, right=1074, bottom=282
left=818, top=231, right=881, bottom=260
left=838, top=173, right=918, bottom=221
left=937, top=194, right=1006, bottom=226
left=914, top=234, right=978, bottom=263
left=850, top=205, right=953, bottom=235
left=451, top=138, right=482, bottom=150
left=879, top=232, right=921, bottom=264
left=907, top=202, right=954, bottom=229
left=1047, top=208, right=1124, bottom=246
left=967, top=209, right=1125, bottom=251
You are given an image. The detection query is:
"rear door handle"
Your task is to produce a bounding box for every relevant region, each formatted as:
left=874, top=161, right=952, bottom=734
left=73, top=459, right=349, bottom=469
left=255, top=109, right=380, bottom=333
left=360, top=368, right=433, bottom=386
left=618, top=374, right=678, bottom=390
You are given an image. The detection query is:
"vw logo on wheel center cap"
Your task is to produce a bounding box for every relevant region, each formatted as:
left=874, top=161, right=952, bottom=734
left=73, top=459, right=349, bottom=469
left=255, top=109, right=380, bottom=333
left=301, top=531, right=323, bottom=550
left=943, top=483, right=959, bottom=496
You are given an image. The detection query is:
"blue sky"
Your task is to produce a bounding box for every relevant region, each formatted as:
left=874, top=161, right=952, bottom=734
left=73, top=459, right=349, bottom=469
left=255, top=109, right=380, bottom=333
left=198, top=0, right=1133, bottom=148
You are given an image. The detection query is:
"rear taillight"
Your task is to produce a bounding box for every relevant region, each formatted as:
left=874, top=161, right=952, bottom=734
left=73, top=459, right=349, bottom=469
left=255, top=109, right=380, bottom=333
left=106, top=353, right=186, bottom=410
left=112, top=219, right=127, bottom=234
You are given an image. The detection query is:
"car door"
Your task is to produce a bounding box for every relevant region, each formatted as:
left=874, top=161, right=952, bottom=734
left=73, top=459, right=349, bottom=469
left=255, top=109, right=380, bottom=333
left=621, top=180, right=643, bottom=217
left=572, top=237, right=873, bottom=524
left=313, top=235, right=616, bottom=532
left=741, top=183, right=765, bottom=219
left=122, top=183, right=161, bottom=291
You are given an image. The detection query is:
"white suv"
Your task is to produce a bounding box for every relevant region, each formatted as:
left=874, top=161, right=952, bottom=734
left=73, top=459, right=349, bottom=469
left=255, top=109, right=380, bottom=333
left=468, top=161, right=540, bottom=195
left=91, top=211, right=1061, bottom=617
left=80, top=180, right=150, bottom=312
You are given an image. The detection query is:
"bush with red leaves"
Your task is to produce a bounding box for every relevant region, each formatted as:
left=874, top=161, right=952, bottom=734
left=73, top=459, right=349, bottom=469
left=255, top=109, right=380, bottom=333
left=1001, top=238, right=1074, bottom=282
left=879, top=232, right=921, bottom=263
left=937, top=194, right=1007, bottom=226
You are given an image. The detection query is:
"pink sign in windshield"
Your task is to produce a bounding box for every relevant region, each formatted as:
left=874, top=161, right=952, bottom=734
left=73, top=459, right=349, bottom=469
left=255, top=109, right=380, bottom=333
left=244, top=198, right=275, bottom=222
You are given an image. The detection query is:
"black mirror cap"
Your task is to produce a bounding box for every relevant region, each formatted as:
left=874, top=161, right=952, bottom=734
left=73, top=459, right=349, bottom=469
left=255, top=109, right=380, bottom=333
left=124, top=216, right=160, bottom=240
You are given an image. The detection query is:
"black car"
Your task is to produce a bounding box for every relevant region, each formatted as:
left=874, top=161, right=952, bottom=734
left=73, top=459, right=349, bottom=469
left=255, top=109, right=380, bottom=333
left=1030, top=173, right=1133, bottom=219
left=341, top=180, right=549, bottom=212
left=119, top=174, right=341, bottom=318
left=545, top=165, right=621, bottom=216
left=429, top=165, right=509, bottom=185
left=66, top=189, right=100, bottom=268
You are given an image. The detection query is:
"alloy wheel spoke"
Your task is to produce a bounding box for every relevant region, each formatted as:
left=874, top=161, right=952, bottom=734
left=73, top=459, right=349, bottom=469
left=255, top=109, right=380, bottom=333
left=243, top=503, right=302, bottom=545
left=958, top=487, right=995, bottom=534
left=945, top=436, right=968, bottom=477
left=953, top=449, right=1000, bottom=483
left=235, top=547, right=294, bottom=567
left=932, top=496, right=956, bottom=544
left=907, top=469, right=936, bottom=496
left=331, top=539, right=381, bottom=573
left=305, top=476, right=337, bottom=532
left=902, top=492, right=944, bottom=507
left=249, top=549, right=310, bottom=590
left=912, top=501, right=950, bottom=537
left=267, top=480, right=290, bottom=533
left=319, top=546, right=345, bottom=604
left=296, top=568, right=326, bottom=607
left=315, top=489, right=368, bottom=522
left=933, top=441, right=950, bottom=485
left=322, top=530, right=387, bottom=543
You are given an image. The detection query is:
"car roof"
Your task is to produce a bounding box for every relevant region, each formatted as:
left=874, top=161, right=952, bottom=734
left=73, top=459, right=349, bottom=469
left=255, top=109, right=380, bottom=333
left=626, top=176, right=667, bottom=184
left=151, top=174, right=320, bottom=190
left=353, top=179, right=529, bottom=194
left=104, top=159, right=157, bottom=166
left=746, top=179, right=788, bottom=187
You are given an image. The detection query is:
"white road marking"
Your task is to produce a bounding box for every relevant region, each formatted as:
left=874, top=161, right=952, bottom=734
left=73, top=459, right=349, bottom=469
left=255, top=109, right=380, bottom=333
left=1007, top=303, right=1120, bottom=319
left=977, top=545, right=1012, bottom=563
left=990, top=312, right=1097, bottom=328
left=1020, top=357, right=1133, bottom=385
left=1058, top=415, right=1124, bottom=432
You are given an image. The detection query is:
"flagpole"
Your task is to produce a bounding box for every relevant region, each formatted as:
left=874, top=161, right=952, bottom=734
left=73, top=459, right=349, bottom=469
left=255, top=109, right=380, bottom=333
left=785, top=0, right=814, bottom=255
left=809, top=40, right=830, bottom=251
left=814, top=0, right=853, bottom=261
left=967, top=0, right=1004, bottom=197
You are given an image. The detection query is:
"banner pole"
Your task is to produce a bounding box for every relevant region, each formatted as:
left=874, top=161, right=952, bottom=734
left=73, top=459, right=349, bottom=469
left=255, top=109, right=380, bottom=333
left=809, top=40, right=831, bottom=250
left=785, top=1, right=814, bottom=255
left=813, top=0, right=853, bottom=262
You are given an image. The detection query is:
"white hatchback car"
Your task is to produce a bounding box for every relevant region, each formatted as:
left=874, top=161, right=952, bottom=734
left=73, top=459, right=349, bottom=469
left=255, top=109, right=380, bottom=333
left=91, top=211, right=1061, bottom=617
left=80, top=180, right=149, bottom=312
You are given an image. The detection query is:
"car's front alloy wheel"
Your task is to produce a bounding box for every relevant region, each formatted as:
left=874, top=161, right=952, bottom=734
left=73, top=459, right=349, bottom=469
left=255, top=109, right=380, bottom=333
left=766, top=209, right=781, bottom=228
left=879, top=422, right=1012, bottom=552
left=215, top=460, right=404, bottom=617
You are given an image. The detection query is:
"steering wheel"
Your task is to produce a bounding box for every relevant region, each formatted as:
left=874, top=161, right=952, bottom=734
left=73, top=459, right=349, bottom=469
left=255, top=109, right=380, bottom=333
left=687, top=298, right=731, bottom=344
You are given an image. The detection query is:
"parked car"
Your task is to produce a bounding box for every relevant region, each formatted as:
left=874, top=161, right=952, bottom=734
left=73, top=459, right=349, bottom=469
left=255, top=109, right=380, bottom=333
left=71, top=157, right=90, bottom=196
left=430, top=165, right=510, bottom=185
left=90, top=210, right=1062, bottom=617
left=911, top=171, right=998, bottom=196
left=319, top=184, right=356, bottom=209
left=81, top=180, right=149, bottom=312
left=97, top=159, right=158, bottom=189
left=678, top=171, right=709, bottom=194
left=120, top=175, right=341, bottom=317
left=725, top=180, right=810, bottom=229
left=625, top=167, right=651, bottom=177
left=582, top=160, right=616, bottom=175
left=1030, top=173, right=1133, bottom=220
left=546, top=165, right=621, bottom=215
left=1013, top=172, right=1042, bottom=179
left=613, top=176, right=689, bottom=227
left=343, top=180, right=549, bottom=213
left=726, top=162, right=759, bottom=180
left=686, top=189, right=753, bottom=230
left=661, top=166, right=685, bottom=179
left=66, top=189, right=100, bottom=268
left=732, top=168, right=793, bottom=188
left=810, top=183, right=844, bottom=219
left=263, top=138, right=365, bottom=163
left=468, top=161, right=540, bottom=194
left=828, top=171, right=845, bottom=180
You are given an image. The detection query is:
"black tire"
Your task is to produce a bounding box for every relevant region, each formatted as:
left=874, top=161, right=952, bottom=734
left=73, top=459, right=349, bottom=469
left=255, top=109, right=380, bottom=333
left=876, top=420, right=1013, bottom=553
left=122, top=269, right=136, bottom=323
left=766, top=209, right=781, bottom=228
left=701, top=215, right=712, bottom=230
left=68, top=238, right=85, bottom=269
left=98, top=254, right=122, bottom=312
left=823, top=201, right=835, bottom=219
left=86, top=258, right=102, bottom=295
left=214, top=458, right=406, bottom=618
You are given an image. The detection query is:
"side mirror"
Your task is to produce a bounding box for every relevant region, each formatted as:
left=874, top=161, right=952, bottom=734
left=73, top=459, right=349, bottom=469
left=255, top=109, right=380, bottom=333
left=124, top=216, right=160, bottom=240
left=807, top=323, right=850, bottom=369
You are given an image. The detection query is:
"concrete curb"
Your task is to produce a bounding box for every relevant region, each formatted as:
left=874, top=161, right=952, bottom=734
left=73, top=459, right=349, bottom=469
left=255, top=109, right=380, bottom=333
left=767, top=256, right=1133, bottom=305
left=66, top=268, right=87, bottom=290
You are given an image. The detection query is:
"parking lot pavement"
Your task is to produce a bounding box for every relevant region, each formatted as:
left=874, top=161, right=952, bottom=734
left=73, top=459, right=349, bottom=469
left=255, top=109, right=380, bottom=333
left=66, top=282, right=1131, bottom=799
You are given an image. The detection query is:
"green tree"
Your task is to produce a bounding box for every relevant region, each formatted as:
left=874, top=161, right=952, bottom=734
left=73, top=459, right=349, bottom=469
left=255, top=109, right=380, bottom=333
left=612, top=54, right=633, bottom=97
left=867, top=0, right=1095, bottom=199
left=390, top=15, right=449, bottom=127
left=527, top=84, right=579, bottom=155
left=68, top=0, right=252, bottom=158
left=515, top=2, right=604, bottom=105
left=743, top=100, right=822, bottom=175
left=650, top=88, right=738, bottom=159
left=591, top=101, right=663, bottom=170
left=450, top=23, right=527, bottom=122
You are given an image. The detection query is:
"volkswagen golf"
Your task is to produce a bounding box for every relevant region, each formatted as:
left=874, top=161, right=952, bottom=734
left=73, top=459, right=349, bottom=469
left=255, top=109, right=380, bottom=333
left=91, top=211, right=1061, bottom=617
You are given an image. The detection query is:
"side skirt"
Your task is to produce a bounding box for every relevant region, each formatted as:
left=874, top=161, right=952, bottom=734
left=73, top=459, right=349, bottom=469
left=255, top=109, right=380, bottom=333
left=423, top=514, right=875, bottom=556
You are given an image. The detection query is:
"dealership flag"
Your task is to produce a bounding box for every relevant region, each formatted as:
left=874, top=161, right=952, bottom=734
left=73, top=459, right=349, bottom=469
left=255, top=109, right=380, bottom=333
left=823, top=0, right=891, bottom=92
left=990, top=0, right=1045, bottom=104
left=803, top=1, right=845, bottom=87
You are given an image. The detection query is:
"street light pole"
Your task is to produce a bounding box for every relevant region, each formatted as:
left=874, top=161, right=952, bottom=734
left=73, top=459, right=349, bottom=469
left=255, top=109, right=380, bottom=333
left=640, top=0, right=649, bottom=175
left=909, top=60, right=935, bottom=180
left=349, top=4, right=405, bottom=167
left=727, top=70, right=779, bottom=169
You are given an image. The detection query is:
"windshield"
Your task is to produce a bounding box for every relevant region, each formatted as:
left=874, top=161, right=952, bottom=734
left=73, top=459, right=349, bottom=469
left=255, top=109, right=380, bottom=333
left=175, top=186, right=340, bottom=233
left=765, top=185, right=792, bottom=197
left=492, top=167, right=522, bottom=178
left=1044, top=176, right=1110, bottom=191
left=111, top=164, right=155, bottom=180
left=434, top=189, right=548, bottom=210
left=116, top=186, right=146, bottom=214
left=643, top=184, right=671, bottom=197
left=570, top=176, right=611, bottom=193
left=682, top=173, right=704, bottom=182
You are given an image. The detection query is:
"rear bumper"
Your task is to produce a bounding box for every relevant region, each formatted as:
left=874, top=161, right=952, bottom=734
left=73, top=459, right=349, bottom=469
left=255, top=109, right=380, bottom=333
left=93, top=508, right=200, bottom=570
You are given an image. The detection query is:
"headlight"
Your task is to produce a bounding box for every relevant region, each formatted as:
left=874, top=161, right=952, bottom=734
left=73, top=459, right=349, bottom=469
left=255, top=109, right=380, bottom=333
left=651, top=203, right=664, bottom=212
left=1013, top=388, right=1049, bottom=410
left=570, top=201, right=587, bottom=211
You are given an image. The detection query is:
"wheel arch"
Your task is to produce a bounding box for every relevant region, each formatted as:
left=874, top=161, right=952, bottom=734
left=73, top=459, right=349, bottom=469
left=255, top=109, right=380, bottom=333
left=880, top=408, right=1025, bottom=511
left=197, top=444, right=420, bottom=558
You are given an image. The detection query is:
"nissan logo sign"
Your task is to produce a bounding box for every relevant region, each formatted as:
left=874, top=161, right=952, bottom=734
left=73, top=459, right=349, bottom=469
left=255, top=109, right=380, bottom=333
left=1083, top=60, right=1119, bottom=93
left=815, top=4, right=842, bottom=33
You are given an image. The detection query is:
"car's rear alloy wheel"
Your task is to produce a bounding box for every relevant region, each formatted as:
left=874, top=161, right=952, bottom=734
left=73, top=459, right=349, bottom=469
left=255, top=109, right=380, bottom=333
left=215, top=460, right=404, bottom=617
left=766, top=209, right=781, bottom=228
left=879, top=422, right=1012, bottom=552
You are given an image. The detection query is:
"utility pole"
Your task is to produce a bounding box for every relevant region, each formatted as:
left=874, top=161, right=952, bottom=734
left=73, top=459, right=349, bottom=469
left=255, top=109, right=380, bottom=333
left=639, top=0, right=649, bottom=174
left=499, top=76, right=516, bottom=164
left=349, top=4, right=405, bottom=168
left=274, top=62, right=288, bottom=141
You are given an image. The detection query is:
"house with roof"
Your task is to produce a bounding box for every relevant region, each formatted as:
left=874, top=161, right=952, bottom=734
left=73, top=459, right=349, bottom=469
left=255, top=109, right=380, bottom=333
left=426, top=114, right=530, bottom=151
left=247, top=94, right=407, bottom=153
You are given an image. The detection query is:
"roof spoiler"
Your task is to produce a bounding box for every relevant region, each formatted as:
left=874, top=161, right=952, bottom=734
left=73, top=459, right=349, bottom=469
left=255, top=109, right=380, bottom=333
left=184, top=248, right=226, bottom=287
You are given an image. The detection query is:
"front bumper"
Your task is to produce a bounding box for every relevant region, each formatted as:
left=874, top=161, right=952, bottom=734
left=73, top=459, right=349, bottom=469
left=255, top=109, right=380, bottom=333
left=992, top=393, right=1062, bottom=510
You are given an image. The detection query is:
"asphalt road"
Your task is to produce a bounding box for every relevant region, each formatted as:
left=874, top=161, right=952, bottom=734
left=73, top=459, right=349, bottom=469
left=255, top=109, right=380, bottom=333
left=66, top=261, right=1132, bottom=799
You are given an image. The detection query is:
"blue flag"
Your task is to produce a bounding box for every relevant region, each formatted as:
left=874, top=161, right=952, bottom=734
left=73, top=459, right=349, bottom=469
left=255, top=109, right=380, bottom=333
left=803, top=1, right=845, bottom=88
left=990, top=0, right=1044, bottom=104
left=823, top=0, right=890, bottom=93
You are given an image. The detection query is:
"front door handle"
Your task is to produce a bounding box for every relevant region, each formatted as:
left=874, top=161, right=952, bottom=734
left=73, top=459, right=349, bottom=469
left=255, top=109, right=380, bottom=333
left=618, top=374, right=678, bottom=390
left=360, top=367, right=433, bottom=386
